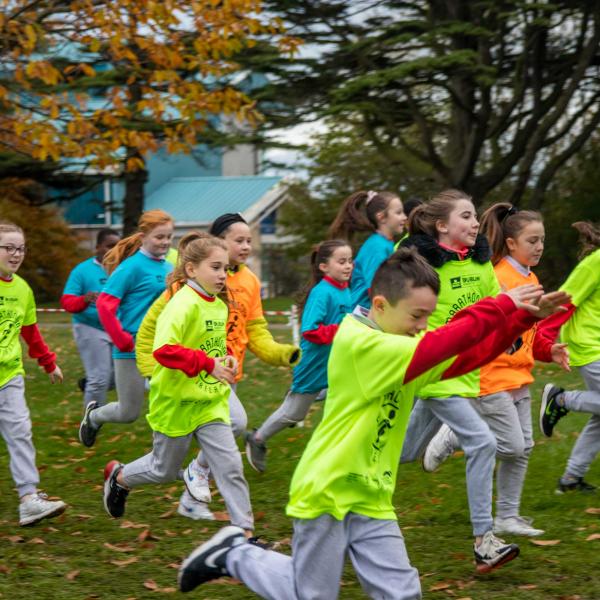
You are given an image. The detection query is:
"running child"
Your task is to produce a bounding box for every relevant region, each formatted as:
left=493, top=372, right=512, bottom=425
left=423, top=204, right=569, bottom=537
left=0, top=221, right=67, bottom=526
left=78, top=209, right=174, bottom=447
left=135, top=213, right=299, bottom=519
left=178, top=248, right=569, bottom=597
left=102, top=234, right=254, bottom=535
left=398, top=189, right=510, bottom=562
left=537, top=221, right=600, bottom=493
left=245, top=240, right=353, bottom=472
left=329, top=190, right=406, bottom=308
left=61, top=228, right=120, bottom=409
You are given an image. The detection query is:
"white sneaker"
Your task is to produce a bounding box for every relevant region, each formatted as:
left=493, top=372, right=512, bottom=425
left=177, top=490, right=215, bottom=521
left=19, top=492, right=67, bottom=526
left=474, top=530, right=519, bottom=573
left=183, top=460, right=211, bottom=503
left=422, top=424, right=458, bottom=472
left=494, top=515, right=544, bottom=537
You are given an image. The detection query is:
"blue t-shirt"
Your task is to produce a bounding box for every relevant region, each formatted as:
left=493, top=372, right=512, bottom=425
left=350, top=233, right=394, bottom=309
left=103, top=250, right=173, bottom=359
left=62, top=257, right=108, bottom=330
left=292, top=278, right=353, bottom=394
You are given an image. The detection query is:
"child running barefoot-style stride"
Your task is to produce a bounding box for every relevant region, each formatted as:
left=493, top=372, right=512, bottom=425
left=0, top=221, right=67, bottom=526
left=103, top=234, right=254, bottom=535
left=78, top=210, right=173, bottom=447
left=422, top=204, right=570, bottom=537
left=178, top=248, right=569, bottom=598
left=329, top=190, right=406, bottom=309
left=537, top=221, right=600, bottom=493
left=61, top=228, right=120, bottom=410
left=245, top=240, right=353, bottom=472
left=135, top=213, right=300, bottom=520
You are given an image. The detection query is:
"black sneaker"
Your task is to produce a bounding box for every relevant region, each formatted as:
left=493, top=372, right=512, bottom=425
left=556, top=476, right=597, bottom=494
left=79, top=401, right=100, bottom=447
left=245, top=430, right=267, bottom=473
left=474, top=531, right=520, bottom=574
left=539, top=384, right=568, bottom=437
left=103, top=460, right=129, bottom=518
left=178, top=526, right=246, bottom=592
left=78, top=377, right=87, bottom=392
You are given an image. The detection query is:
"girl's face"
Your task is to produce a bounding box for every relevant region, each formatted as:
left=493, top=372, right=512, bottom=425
left=186, top=246, right=229, bottom=295
left=0, top=231, right=26, bottom=277
left=378, top=197, right=407, bottom=238
left=319, top=245, right=353, bottom=284
left=223, top=222, right=252, bottom=266
left=437, top=199, right=479, bottom=248
left=142, top=222, right=174, bottom=257
left=506, top=221, right=545, bottom=267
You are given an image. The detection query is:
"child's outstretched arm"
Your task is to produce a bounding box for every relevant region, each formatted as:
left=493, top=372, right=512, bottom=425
left=20, top=324, right=63, bottom=383
left=532, top=302, right=576, bottom=362
left=246, top=317, right=301, bottom=367
left=403, top=287, right=569, bottom=384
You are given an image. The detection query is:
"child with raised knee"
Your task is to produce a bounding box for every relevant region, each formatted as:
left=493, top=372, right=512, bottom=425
left=102, top=234, right=253, bottom=534
left=178, top=248, right=568, bottom=597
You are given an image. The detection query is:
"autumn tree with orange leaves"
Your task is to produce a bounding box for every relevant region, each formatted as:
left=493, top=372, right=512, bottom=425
left=0, top=0, right=298, bottom=232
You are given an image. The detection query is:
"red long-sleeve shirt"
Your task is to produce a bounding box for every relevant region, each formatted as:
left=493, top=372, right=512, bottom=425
left=20, top=324, right=56, bottom=373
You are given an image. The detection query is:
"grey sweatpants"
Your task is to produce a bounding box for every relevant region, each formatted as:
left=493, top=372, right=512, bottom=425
left=121, top=421, right=253, bottom=530
left=90, top=358, right=146, bottom=427
left=256, top=390, right=321, bottom=441
left=196, top=387, right=247, bottom=468
left=561, top=360, right=600, bottom=478
left=0, top=376, right=39, bottom=497
left=470, top=387, right=533, bottom=519
left=72, top=322, right=114, bottom=409
left=226, top=512, right=421, bottom=600
left=400, top=395, right=496, bottom=536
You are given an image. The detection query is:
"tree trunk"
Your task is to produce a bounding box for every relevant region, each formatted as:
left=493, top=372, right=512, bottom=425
left=122, top=149, right=148, bottom=236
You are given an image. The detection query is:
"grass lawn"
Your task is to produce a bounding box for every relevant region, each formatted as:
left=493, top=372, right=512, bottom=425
left=1, top=312, right=600, bottom=599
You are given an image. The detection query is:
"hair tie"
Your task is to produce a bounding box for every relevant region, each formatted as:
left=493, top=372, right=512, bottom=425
left=502, top=206, right=518, bottom=222
left=366, top=190, right=378, bottom=205
left=210, top=213, right=247, bottom=237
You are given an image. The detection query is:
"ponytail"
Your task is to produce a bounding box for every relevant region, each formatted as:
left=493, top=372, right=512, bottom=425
left=297, top=239, right=350, bottom=316
left=479, top=203, right=542, bottom=265
left=103, top=209, right=173, bottom=275
left=572, top=221, right=600, bottom=259
left=329, top=190, right=399, bottom=242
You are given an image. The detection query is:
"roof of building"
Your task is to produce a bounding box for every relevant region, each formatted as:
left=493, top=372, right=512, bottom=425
left=144, top=175, right=286, bottom=225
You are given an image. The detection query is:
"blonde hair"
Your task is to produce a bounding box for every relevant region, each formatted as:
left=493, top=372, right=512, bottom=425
left=167, top=233, right=228, bottom=298
left=103, top=209, right=173, bottom=274
left=408, top=189, right=472, bottom=239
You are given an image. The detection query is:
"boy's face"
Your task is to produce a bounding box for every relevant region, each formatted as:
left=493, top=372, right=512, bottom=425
left=370, top=285, right=437, bottom=336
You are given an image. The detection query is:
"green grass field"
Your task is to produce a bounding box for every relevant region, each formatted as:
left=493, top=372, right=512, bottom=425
left=1, top=311, right=599, bottom=599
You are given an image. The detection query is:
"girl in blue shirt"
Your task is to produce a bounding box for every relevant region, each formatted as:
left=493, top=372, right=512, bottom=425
left=245, top=240, right=353, bottom=472
left=78, top=209, right=174, bottom=448
left=329, top=190, right=407, bottom=309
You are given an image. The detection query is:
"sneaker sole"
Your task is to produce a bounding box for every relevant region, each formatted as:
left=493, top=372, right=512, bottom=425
left=103, top=461, right=124, bottom=518
left=177, top=504, right=216, bottom=521
left=78, top=403, right=98, bottom=447
left=493, top=527, right=544, bottom=537
left=244, top=439, right=265, bottom=474
left=19, top=502, right=67, bottom=527
left=539, top=384, right=554, bottom=438
left=183, top=466, right=211, bottom=503
left=178, top=526, right=244, bottom=592
left=475, top=546, right=520, bottom=574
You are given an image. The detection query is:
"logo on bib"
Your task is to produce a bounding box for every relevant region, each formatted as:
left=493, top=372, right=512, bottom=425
left=206, top=319, right=225, bottom=332
left=450, top=277, right=462, bottom=289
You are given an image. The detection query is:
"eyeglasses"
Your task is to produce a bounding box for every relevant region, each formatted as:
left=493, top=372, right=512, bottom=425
left=0, top=245, right=27, bottom=256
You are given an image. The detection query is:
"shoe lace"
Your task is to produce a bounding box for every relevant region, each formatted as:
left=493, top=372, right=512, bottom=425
left=248, top=536, right=273, bottom=550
